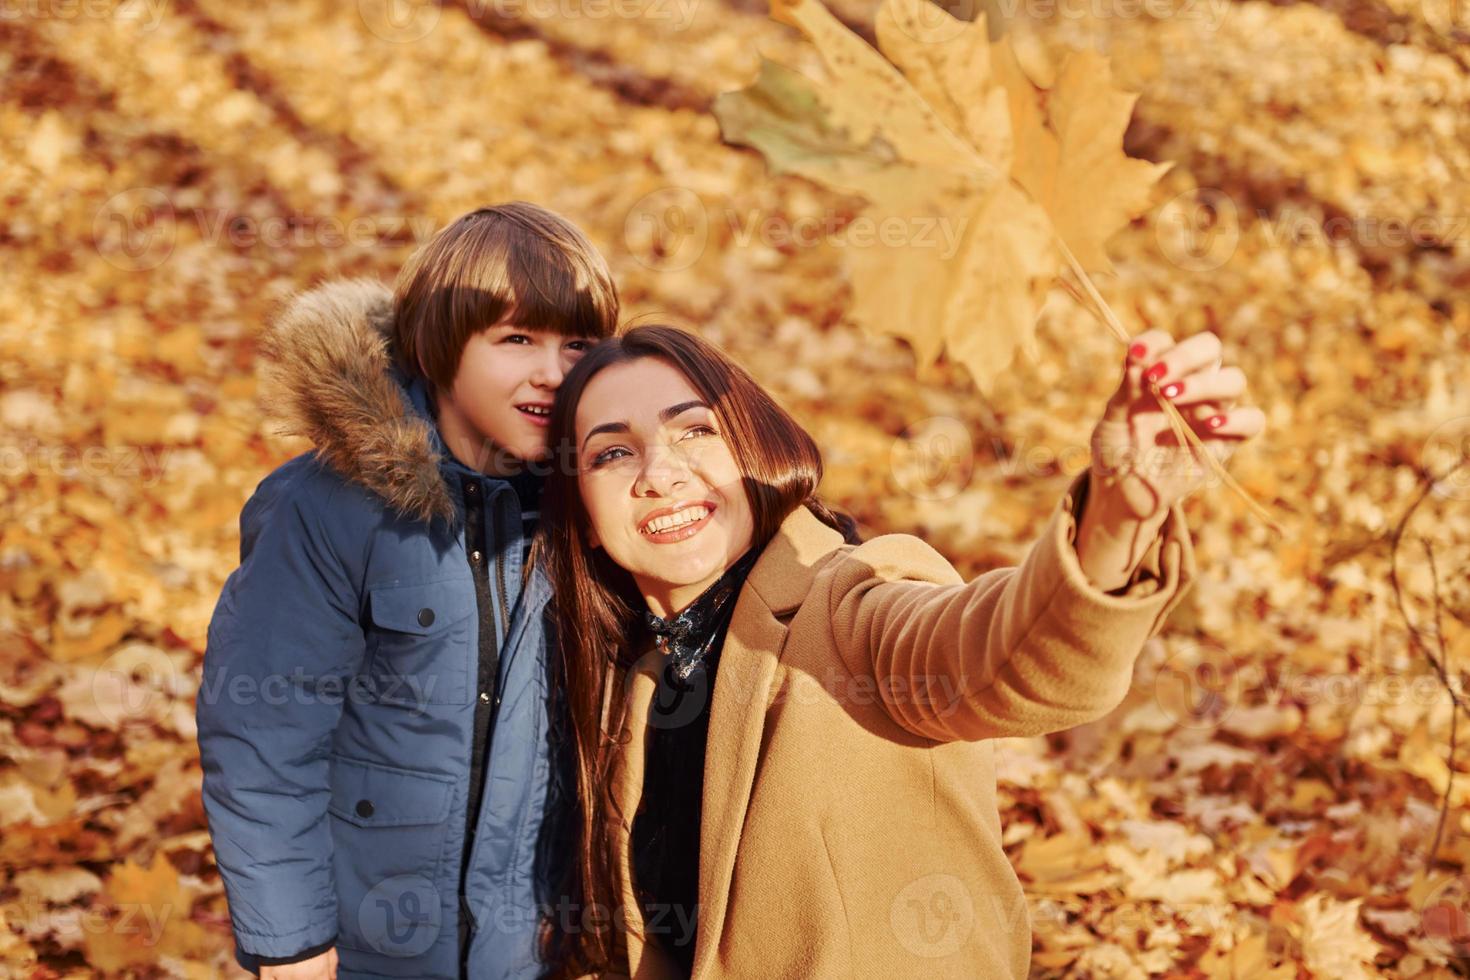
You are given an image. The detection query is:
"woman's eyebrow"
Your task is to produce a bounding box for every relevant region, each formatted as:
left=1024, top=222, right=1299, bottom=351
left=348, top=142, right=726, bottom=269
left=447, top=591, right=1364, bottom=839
left=580, top=400, right=711, bottom=452
left=658, top=400, right=711, bottom=423
left=581, top=421, right=628, bottom=450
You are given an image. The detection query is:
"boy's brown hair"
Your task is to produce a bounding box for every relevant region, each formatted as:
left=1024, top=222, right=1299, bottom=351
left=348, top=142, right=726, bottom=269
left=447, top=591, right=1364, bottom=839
left=392, top=202, right=620, bottom=392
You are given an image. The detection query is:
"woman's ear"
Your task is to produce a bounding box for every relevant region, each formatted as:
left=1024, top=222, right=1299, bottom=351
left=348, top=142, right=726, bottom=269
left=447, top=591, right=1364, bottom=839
left=586, top=525, right=601, bottom=549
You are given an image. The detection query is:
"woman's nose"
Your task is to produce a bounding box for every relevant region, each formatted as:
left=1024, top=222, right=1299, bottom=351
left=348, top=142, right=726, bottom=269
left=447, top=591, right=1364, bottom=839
left=635, top=445, right=694, bottom=496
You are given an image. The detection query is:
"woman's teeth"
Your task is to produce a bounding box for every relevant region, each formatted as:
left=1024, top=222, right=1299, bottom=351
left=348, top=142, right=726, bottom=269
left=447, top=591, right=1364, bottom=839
left=641, top=506, right=711, bottom=535
left=517, top=405, right=550, bottom=417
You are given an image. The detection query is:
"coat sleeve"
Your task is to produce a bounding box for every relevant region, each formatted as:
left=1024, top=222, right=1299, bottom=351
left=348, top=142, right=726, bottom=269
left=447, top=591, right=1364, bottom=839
left=824, top=470, right=1196, bottom=741
left=195, top=469, right=365, bottom=959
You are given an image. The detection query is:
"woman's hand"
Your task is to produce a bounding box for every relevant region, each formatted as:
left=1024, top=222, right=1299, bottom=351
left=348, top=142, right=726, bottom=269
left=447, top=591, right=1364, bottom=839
left=1089, top=329, right=1265, bottom=521
left=260, top=948, right=337, bottom=980
left=1074, top=329, right=1264, bottom=592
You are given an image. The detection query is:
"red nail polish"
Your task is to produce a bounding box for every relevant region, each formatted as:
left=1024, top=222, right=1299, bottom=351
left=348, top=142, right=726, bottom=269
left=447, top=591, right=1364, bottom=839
left=1162, top=382, right=1183, bottom=399
left=1128, top=343, right=1146, bottom=361
left=1144, top=363, right=1168, bottom=383
left=1207, top=414, right=1226, bottom=428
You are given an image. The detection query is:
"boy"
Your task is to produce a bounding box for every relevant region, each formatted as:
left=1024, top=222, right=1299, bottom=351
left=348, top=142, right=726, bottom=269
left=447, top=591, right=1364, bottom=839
left=196, top=203, right=619, bottom=979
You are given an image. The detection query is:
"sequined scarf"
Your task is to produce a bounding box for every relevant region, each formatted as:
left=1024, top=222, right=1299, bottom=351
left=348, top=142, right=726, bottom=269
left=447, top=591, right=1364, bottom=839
left=641, top=544, right=763, bottom=690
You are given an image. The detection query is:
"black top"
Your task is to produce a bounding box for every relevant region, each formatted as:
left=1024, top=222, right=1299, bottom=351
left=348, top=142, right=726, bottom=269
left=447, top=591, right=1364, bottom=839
left=456, top=466, right=542, bottom=976
left=501, top=464, right=541, bottom=568
left=630, top=544, right=763, bottom=977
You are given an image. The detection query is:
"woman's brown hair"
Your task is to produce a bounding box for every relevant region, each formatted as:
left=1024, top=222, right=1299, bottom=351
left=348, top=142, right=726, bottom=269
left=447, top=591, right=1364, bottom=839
left=532, top=325, right=857, bottom=976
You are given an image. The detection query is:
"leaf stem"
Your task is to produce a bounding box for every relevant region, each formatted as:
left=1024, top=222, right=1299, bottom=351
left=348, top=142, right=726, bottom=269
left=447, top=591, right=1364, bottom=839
left=1056, top=238, right=1284, bottom=535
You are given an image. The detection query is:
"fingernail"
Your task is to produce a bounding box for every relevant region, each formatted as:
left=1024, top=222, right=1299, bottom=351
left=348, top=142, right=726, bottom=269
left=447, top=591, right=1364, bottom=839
left=1128, top=343, right=1147, bottom=361
left=1162, top=382, right=1183, bottom=399
left=1144, top=363, right=1168, bottom=383
left=1207, top=414, right=1226, bottom=428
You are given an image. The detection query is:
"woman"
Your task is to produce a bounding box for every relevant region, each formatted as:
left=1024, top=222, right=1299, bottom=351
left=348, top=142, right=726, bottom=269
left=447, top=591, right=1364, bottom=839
left=534, top=325, right=1261, bottom=978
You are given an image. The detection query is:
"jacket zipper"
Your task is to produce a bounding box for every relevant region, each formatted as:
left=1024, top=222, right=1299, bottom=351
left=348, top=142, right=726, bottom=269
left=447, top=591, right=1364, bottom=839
left=461, top=492, right=517, bottom=967
left=494, top=500, right=511, bottom=652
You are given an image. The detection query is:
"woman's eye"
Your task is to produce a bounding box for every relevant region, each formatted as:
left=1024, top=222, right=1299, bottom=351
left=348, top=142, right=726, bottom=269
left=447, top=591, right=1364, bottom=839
left=590, top=447, right=630, bottom=467
left=502, top=334, right=532, bottom=345
left=682, top=424, right=716, bottom=440
left=565, top=340, right=591, bottom=352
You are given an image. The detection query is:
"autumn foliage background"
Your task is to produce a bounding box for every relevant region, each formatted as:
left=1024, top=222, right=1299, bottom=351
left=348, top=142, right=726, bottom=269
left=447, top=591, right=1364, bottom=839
left=2, top=0, right=1470, bottom=974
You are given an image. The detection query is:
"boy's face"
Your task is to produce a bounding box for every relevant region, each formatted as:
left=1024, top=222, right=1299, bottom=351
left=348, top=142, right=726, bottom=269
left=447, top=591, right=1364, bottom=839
left=439, top=325, right=593, bottom=471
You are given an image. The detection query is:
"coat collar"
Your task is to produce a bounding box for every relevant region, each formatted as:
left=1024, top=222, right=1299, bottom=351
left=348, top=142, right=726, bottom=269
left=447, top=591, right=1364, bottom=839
left=611, top=502, right=848, bottom=978
left=742, top=502, right=850, bottom=616
left=258, top=277, right=512, bottom=530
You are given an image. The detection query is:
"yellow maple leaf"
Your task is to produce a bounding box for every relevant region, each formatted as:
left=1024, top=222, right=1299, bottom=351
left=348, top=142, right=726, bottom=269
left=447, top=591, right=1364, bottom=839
left=1200, top=931, right=1296, bottom=980
left=85, top=855, right=208, bottom=971
left=1012, top=46, right=1174, bottom=275
left=716, top=0, right=1169, bottom=394
left=1298, top=894, right=1382, bottom=980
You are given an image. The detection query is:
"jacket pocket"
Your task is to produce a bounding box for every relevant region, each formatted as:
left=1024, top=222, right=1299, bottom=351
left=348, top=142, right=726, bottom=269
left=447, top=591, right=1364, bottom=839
left=327, top=755, right=457, bottom=968
left=365, top=579, right=475, bottom=706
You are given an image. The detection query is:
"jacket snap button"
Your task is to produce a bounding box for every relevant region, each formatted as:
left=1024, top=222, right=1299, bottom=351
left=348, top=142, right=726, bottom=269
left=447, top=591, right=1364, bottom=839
left=356, top=799, right=374, bottom=818
left=470, top=551, right=482, bottom=564
left=417, top=607, right=435, bottom=627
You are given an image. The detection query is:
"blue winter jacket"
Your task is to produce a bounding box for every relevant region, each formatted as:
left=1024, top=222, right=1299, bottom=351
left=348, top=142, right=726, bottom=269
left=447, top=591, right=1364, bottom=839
left=196, top=279, right=571, bottom=979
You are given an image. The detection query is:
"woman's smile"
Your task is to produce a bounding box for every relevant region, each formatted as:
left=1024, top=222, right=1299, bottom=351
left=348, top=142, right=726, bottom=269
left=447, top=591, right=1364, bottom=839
left=638, top=500, right=718, bottom=542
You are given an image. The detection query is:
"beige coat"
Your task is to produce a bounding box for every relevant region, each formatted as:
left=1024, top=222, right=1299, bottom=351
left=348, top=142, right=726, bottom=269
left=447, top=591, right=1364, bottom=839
left=603, top=470, right=1196, bottom=978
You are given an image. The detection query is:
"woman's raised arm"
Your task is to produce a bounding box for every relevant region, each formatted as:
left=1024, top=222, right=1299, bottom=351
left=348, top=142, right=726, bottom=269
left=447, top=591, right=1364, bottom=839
left=821, top=329, right=1261, bottom=742
left=823, top=467, right=1195, bottom=742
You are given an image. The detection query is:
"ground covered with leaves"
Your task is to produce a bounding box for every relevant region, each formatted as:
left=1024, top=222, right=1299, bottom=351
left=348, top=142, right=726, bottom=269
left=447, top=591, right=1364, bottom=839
left=1, top=0, right=1469, bottom=975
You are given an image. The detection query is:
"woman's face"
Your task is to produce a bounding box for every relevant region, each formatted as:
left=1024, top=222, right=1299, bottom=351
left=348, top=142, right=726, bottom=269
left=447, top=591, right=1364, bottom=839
left=574, top=356, right=756, bottom=618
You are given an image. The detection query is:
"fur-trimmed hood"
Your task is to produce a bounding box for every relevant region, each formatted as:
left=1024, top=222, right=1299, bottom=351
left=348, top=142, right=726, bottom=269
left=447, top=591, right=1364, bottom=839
left=258, top=277, right=458, bottom=527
